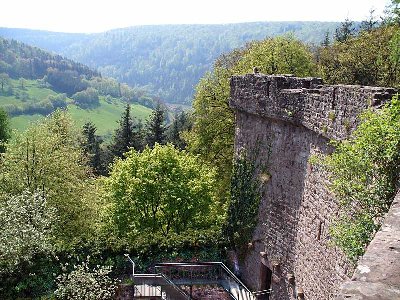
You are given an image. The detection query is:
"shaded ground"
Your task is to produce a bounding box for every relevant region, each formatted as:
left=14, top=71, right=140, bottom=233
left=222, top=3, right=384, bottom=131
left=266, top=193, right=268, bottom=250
left=182, top=285, right=232, bottom=300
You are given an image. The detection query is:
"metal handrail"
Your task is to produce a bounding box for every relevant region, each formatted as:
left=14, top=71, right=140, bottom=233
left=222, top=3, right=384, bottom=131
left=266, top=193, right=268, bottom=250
left=159, top=273, right=191, bottom=300
left=155, top=261, right=257, bottom=299
left=133, top=273, right=191, bottom=300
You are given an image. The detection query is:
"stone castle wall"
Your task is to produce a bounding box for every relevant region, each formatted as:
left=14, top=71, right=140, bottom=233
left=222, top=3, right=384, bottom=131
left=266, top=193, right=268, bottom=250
left=229, top=74, right=397, bottom=300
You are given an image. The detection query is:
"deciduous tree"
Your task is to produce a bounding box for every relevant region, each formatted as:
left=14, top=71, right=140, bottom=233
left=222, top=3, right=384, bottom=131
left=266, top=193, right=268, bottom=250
left=186, top=35, right=317, bottom=202
left=105, top=144, right=219, bottom=241
left=0, top=111, right=95, bottom=247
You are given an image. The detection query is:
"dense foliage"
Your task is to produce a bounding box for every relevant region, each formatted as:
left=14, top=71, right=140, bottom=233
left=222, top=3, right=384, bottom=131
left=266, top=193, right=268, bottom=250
left=0, top=22, right=340, bottom=104
left=318, top=25, right=400, bottom=88
left=104, top=143, right=222, bottom=244
left=0, top=111, right=96, bottom=248
left=224, top=152, right=261, bottom=251
left=72, top=87, right=100, bottom=108
left=186, top=35, right=317, bottom=202
left=54, top=259, right=118, bottom=300
left=314, top=96, right=400, bottom=261
left=0, top=191, right=57, bottom=273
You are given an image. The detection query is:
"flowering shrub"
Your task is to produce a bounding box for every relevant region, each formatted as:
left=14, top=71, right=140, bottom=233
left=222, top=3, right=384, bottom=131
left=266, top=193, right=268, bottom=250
left=0, top=190, right=57, bottom=272
left=54, top=258, right=118, bottom=300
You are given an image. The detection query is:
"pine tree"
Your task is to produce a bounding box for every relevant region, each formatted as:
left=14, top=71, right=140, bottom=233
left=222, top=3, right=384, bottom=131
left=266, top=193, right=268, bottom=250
left=82, top=122, right=103, bottom=175
left=109, top=104, right=137, bottom=158
left=335, top=18, right=355, bottom=43
left=166, top=111, right=192, bottom=150
left=145, top=103, right=166, bottom=148
left=322, top=30, right=330, bottom=47
left=0, top=108, right=10, bottom=153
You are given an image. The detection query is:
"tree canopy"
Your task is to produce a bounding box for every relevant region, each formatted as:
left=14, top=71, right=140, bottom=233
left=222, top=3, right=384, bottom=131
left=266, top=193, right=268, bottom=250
left=105, top=143, right=221, bottom=242
left=0, top=111, right=96, bottom=248
left=318, top=25, right=400, bottom=88
left=186, top=35, right=318, bottom=202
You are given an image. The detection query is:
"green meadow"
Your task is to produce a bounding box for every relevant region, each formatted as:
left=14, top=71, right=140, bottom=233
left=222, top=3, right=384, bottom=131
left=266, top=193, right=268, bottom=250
left=0, top=79, right=152, bottom=136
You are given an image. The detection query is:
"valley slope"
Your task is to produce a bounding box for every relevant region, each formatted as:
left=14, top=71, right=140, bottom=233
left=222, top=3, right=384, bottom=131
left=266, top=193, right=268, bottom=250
left=0, top=22, right=340, bottom=104
left=0, top=37, right=153, bottom=135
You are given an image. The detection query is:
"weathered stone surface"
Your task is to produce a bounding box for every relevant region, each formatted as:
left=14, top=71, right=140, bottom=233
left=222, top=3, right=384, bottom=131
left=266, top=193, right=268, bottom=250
left=230, top=74, right=396, bottom=141
left=336, top=195, right=400, bottom=300
left=229, top=74, right=398, bottom=300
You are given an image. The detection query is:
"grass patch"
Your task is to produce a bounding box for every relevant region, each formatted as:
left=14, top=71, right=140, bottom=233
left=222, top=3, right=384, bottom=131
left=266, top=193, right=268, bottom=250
left=68, top=97, right=152, bottom=136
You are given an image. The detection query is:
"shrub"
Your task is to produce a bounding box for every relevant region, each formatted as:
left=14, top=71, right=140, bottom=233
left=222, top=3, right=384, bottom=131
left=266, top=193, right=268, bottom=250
left=54, top=259, right=118, bottom=300
left=314, top=95, right=400, bottom=261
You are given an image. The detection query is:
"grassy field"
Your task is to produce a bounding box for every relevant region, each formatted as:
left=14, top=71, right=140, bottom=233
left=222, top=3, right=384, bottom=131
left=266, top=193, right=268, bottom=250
left=67, top=97, right=152, bottom=136
left=0, top=79, right=153, bottom=137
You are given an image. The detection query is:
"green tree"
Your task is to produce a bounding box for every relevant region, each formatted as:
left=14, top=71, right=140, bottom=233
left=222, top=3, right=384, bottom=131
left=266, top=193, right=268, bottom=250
left=72, top=87, right=100, bottom=108
left=166, top=111, right=192, bottom=150
left=186, top=35, right=317, bottom=202
left=145, top=103, right=166, bottom=148
left=334, top=18, right=355, bottom=42
left=0, top=107, right=11, bottom=153
left=108, top=104, right=142, bottom=159
left=82, top=122, right=104, bottom=175
left=0, top=73, right=11, bottom=93
left=319, top=25, right=400, bottom=87
left=322, top=30, right=330, bottom=47
left=0, top=111, right=95, bottom=248
left=105, top=144, right=219, bottom=241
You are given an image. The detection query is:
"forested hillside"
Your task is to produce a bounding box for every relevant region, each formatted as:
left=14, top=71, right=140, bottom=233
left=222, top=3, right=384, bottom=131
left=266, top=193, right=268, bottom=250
left=0, top=22, right=340, bottom=104
left=1, top=1, right=400, bottom=298
left=0, top=37, right=154, bottom=135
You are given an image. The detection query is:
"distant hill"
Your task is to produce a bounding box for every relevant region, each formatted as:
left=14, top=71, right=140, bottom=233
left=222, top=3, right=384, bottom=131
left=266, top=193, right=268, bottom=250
left=0, top=36, right=153, bottom=135
left=0, top=22, right=341, bottom=104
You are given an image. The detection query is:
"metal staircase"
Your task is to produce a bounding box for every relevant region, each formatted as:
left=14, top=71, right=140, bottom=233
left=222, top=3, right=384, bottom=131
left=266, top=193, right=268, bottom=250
left=133, top=262, right=271, bottom=300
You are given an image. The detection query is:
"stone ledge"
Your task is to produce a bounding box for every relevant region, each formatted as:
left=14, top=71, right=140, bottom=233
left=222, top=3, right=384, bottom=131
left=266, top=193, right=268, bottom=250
left=336, top=281, right=400, bottom=300
left=230, top=74, right=397, bottom=141
left=336, top=193, right=400, bottom=300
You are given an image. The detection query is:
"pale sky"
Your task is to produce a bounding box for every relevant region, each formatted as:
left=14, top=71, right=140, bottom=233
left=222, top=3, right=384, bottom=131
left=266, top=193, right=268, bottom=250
left=0, top=0, right=391, bottom=33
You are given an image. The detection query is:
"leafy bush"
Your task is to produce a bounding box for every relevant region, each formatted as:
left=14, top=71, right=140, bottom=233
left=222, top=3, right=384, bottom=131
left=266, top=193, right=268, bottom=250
left=0, top=190, right=57, bottom=273
left=54, top=258, right=118, bottom=300
left=314, top=95, right=400, bottom=261
left=72, top=87, right=100, bottom=108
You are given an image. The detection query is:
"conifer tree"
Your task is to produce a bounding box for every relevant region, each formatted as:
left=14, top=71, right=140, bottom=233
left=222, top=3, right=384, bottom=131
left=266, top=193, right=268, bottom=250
left=166, top=111, right=192, bottom=150
left=335, top=18, right=355, bottom=42
left=82, top=122, right=103, bottom=175
left=0, top=107, right=10, bottom=153
left=322, top=30, right=330, bottom=47
left=108, top=104, right=141, bottom=158
left=145, top=103, right=166, bottom=148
